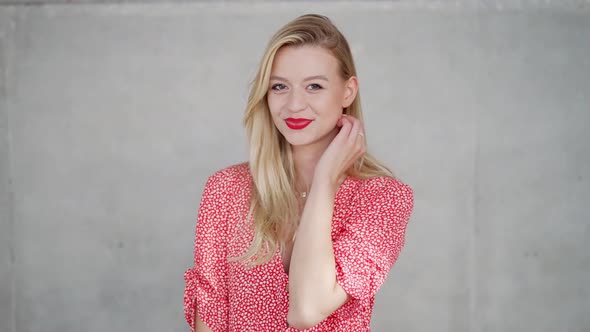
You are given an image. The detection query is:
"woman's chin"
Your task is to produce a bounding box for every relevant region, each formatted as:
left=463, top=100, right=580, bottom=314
left=281, top=128, right=337, bottom=147
left=284, top=138, right=309, bottom=146
left=282, top=134, right=314, bottom=146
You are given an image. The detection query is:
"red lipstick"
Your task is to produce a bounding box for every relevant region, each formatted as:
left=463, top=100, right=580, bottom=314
left=285, top=118, right=312, bottom=130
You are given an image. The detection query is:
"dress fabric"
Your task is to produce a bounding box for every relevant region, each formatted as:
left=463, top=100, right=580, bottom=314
left=183, top=162, right=414, bottom=332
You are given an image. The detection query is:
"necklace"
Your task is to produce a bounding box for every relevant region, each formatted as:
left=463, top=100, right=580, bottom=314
left=300, top=191, right=307, bottom=199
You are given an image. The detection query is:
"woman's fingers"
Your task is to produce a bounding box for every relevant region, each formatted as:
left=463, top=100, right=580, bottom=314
left=337, top=115, right=365, bottom=170
left=316, top=114, right=365, bottom=184
left=336, top=115, right=353, bottom=142
left=347, top=117, right=361, bottom=144
left=343, top=115, right=365, bottom=151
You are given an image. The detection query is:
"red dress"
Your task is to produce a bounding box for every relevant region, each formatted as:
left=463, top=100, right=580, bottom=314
left=183, top=162, right=414, bottom=331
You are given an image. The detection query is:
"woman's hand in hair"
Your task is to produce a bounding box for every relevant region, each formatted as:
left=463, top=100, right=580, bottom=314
left=314, top=114, right=366, bottom=190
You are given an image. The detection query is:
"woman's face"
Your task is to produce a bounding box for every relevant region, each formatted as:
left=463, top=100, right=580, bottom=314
left=267, top=45, right=357, bottom=147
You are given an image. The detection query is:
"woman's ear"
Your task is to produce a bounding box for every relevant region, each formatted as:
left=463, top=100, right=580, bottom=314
left=342, top=76, right=359, bottom=108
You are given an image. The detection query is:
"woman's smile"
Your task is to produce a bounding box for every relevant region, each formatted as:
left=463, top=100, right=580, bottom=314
left=285, top=117, right=313, bottom=130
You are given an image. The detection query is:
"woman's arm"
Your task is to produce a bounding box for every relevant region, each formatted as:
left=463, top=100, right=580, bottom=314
left=184, top=170, right=234, bottom=332
left=194, top=306, right=214, bottom=332
left=287, top=115, right=365, bottom=329
left=287, top=178, right=350, bottom=329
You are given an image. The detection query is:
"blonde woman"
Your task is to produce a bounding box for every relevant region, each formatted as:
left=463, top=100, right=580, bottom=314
left=183, top=14, right=414, bottom=332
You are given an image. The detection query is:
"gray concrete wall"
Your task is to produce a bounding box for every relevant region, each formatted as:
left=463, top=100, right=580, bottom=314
left=1, top=7, right=16, bottom=332
left=0, top=1, right=588, bottom=332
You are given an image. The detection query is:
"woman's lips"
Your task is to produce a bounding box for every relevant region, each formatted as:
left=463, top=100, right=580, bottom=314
left=285, top=118, right=312, bottom=130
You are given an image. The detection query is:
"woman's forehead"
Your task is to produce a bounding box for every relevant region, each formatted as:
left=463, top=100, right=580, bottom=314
left=270, top=46, right=339, bottom=79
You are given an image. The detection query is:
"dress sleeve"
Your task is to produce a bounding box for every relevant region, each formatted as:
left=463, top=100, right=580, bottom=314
left=183, top=172, right=230, bottom=332
left=333, top=177, right=414, bottom=301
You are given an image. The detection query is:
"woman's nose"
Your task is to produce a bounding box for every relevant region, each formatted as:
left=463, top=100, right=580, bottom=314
left=286, top=88, right=307, bottom=113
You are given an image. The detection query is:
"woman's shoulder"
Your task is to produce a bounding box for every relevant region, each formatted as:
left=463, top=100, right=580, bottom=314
left=204, top=161, right=251, bottom=191
left=356, top=175, right=413, bottom=198
left=351, top=175, right=414, bottom=215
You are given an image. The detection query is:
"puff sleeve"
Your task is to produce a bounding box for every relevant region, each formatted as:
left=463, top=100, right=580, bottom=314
left=333, top=177, right=414, bottom=301
left=183, top=172, right=230, bottom=332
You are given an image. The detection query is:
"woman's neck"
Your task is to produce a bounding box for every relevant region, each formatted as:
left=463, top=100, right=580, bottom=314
left=292, top=127, right=339, bottom=192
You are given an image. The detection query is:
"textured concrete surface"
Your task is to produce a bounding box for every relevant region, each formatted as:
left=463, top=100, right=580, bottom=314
left=1, top=8, right=15, bottom=332
left=0, top=1, right=589, bottom=332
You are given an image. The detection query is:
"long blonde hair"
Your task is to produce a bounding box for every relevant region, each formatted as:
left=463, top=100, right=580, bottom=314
left=235, top=14, right=395, bottom=267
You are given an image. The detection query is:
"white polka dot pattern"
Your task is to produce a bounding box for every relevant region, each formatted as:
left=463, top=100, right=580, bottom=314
left=183, top=162, right=414, bottom=332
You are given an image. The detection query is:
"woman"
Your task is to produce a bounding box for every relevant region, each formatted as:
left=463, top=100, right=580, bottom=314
left=183, top=14, right=414, bottom=332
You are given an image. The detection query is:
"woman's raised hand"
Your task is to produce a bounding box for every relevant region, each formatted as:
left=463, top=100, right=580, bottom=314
left=313, top=114, right=366, bottom=191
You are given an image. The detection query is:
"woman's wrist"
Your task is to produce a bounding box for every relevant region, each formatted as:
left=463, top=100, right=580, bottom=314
left=310, top=173, right=340, bottom=197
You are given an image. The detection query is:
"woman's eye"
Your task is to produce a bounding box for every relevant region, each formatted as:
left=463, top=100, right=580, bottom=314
left=308, top=83, right=323, bottom=91
left=271, top=83, right=286, bottom=91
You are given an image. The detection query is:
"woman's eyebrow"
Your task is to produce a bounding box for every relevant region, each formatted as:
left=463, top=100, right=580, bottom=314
left=269, top=75, right=329, bottom=82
